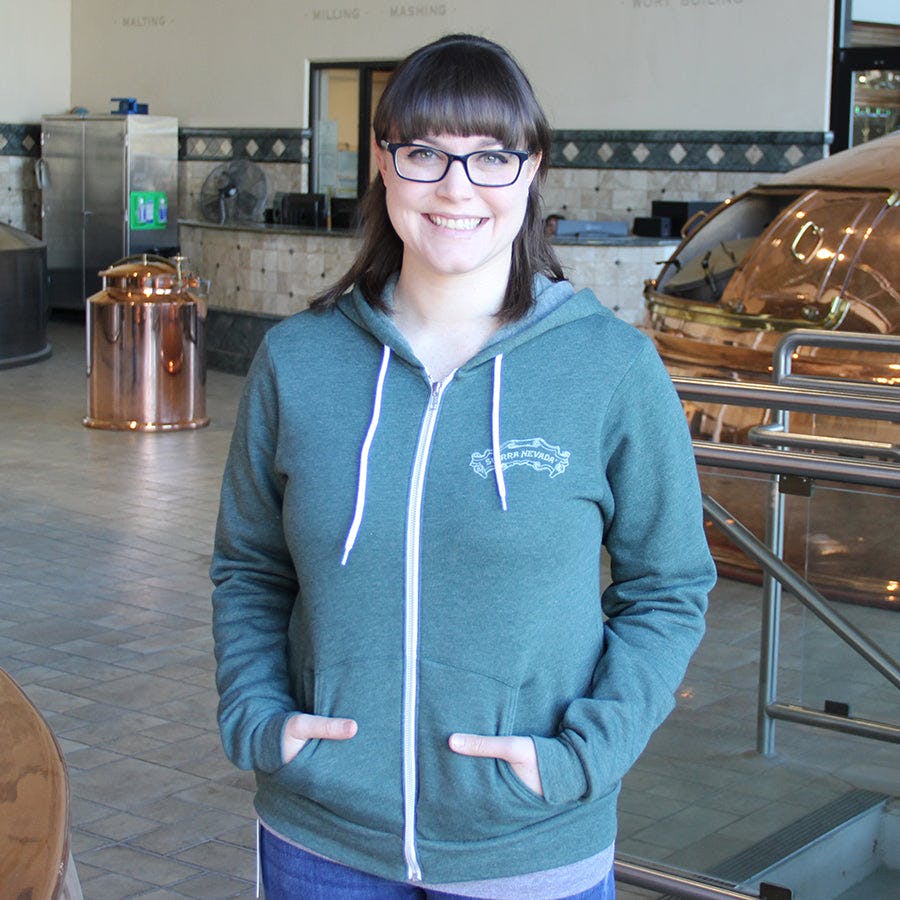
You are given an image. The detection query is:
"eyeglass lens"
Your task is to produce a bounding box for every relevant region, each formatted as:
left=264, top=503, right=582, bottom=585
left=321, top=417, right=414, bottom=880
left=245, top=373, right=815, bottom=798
left=393, top=145, right=523, bottom=186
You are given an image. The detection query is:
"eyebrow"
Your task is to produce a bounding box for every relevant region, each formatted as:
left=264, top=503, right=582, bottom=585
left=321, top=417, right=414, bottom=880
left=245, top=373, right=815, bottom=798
left=416, top=136, right=506, bottom=151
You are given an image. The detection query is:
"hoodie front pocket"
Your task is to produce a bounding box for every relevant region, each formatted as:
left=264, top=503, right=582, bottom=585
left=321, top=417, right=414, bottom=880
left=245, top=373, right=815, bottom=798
left=416, top=658, right=549, bottom=842
left=269, top=655, right=403, bottom=834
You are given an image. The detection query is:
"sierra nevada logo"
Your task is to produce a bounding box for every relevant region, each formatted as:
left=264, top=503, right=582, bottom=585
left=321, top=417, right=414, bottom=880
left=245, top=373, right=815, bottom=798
left=469, top=438, right=571, bottom=480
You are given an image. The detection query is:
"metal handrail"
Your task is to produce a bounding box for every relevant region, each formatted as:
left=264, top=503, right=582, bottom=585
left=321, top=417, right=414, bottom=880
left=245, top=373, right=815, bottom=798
left=674, top=328, right=899, bottom=757
left=615, top=858, right=766, bottom=899
left=774, top=331, right=900, bottom=379
left=672, top=375, right=900, bottom=422
left=781, top=373, right=900, bottom=398
left=747, top=424, right=900, bottom=461
left=692, top=442, right=900, bottom=489
left=764, top=331, right=898, bottom=754
left=619, top=332, right=897, bottom=898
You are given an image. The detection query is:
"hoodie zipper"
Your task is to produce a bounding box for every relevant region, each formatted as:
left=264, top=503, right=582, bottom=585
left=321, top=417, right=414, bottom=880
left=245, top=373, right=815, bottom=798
left=402, top=373, right=453, bottom=882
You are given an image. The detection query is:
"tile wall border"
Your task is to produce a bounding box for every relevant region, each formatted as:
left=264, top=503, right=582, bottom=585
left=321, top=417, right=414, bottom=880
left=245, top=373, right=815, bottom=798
left=179, top=127, right=310, bottom=163
left=551, top=130, right=833, bottom=172
left=4, top=124, right=832, bottom=173
left=0, top=123, right=41, bottom=157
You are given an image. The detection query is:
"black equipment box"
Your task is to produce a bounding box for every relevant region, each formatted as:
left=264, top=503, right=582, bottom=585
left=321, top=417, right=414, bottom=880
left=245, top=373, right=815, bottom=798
left=651, top=200, right=720, bottom=235
left=633, top=216, right=673, bottom=237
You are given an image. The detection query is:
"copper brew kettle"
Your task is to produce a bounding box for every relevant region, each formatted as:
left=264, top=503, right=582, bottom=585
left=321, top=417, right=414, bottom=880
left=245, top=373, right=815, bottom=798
left=84, top=253, right=209, bottom=431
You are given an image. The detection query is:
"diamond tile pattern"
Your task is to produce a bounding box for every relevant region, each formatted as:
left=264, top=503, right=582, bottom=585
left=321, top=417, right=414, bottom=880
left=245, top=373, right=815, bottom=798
left=3, top=121, right=829, bottom=175
left=563, top=141, right=580, bottom=162
left=784, top=144, right=805, bottom=166
left=0, top=123, right=41, bottom=157
left=669, top=142, right=687, bottom=164
left=179, top=129, right=308, bottom=163
left=551, top=130, right=831, bottom=172
left=706, top=143, right=725, bottom=165
left=745, top=144, right=764, bottom=166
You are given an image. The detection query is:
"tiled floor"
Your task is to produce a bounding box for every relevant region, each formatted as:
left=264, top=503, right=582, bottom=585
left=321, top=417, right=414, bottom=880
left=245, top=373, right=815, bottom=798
left=1, top=318, right=897, bottom=899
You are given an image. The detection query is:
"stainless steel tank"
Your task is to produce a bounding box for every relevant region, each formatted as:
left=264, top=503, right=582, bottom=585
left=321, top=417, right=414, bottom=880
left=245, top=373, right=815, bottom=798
left=0, top=223, right=50, bottom=369
left=84, top=254, right=209, bottom=430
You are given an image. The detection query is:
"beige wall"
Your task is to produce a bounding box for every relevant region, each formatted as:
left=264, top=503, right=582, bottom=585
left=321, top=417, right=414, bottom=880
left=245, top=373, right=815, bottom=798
left=69, top=0, right=832, bottom=131
left=0, top=0, right=71, bottom=121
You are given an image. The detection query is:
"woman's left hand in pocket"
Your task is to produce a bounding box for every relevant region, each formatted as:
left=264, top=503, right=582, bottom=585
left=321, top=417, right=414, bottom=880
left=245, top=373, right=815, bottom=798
left=448, top=733, right=544, bottom=797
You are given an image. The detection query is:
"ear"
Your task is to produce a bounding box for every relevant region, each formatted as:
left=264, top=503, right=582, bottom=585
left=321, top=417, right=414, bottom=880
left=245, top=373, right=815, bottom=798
left=526, top=151, right=542, bottom=187
left=373, top=134, right=390, bottom=182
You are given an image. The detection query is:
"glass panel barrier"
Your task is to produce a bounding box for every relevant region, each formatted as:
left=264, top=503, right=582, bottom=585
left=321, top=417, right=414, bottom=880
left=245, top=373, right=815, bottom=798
left=787, top=481, right=899, bottom=725
left=616, top=470, right=899, bottom=897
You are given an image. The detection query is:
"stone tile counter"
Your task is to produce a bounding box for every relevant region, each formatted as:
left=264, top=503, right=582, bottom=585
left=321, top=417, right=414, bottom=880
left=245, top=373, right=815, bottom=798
left=552, top=236, right=680, bottom=324
left=179, top=220, right=359, bottom=372
left=179, top=219, right=679, bottom=373
left=179, top=220, right=359, bottom=319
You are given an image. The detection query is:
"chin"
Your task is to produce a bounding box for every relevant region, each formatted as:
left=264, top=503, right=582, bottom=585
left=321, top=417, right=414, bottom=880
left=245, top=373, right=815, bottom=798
left=428, top=256, right=492, bottom=277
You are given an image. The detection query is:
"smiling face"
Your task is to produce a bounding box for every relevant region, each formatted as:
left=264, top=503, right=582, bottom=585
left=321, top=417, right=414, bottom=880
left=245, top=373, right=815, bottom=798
left=375, top=133, right=540, bottom=293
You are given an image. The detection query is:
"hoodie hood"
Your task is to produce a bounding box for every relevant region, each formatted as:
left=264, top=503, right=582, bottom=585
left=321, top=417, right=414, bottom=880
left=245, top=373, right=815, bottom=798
left=336, top=274, right=605, bottom=378
left=335, top=275, right=608, bottom=561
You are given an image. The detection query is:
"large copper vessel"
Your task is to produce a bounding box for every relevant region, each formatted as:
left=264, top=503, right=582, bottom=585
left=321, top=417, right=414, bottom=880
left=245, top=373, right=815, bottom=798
left=0, top=666, right=73, bottom=898
left=85, top=254, right=209, bottom=431
left=643, top=132, right=899, bottom=609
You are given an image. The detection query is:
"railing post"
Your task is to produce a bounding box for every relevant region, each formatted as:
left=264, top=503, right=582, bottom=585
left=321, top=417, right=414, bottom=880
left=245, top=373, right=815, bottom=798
left=758, top=477, right=784, bottom=757
left=756, top=337, right=799, bottom=758
left=680, top=329, right=900, bottom=757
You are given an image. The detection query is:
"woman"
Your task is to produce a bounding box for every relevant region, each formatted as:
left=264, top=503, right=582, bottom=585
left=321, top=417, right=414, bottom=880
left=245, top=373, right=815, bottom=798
left=211, top=34, right=715, bottom=899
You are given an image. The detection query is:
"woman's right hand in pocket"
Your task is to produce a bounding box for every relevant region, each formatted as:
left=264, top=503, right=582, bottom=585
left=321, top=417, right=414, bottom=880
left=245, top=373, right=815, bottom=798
left=282, top=713, right=358, bottom=765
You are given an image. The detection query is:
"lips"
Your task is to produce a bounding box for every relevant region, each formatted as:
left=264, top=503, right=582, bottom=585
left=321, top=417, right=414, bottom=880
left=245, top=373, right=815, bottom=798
left=426, top=214, right=484, bottom=231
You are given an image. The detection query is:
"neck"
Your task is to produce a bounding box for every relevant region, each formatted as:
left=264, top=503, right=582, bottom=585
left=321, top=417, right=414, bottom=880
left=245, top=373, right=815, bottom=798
left=391, top=263, right=510, bottom=382
left=393, top=259, right=508, bottom=326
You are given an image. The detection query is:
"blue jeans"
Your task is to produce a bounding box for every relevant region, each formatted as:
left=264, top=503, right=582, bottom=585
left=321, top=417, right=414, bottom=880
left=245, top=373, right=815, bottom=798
left=259, top=827, right=615, bottom=899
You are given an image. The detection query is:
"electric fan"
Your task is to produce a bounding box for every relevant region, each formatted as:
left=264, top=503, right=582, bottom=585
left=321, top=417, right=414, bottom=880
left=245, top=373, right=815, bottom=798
left=199, top=159, right=268, bottom=224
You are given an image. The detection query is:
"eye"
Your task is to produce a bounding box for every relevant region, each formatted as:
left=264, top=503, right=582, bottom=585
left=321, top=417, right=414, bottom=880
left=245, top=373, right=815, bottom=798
left=474, top=151, right=513, bottom=167
left=405, top=145, right=441, bottom=162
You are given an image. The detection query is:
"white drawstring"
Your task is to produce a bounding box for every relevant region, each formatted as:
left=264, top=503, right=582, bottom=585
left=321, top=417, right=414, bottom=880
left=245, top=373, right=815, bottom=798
left=492, top=354, right=508, bottom=511
left=342, top=344, right=392, bottom=566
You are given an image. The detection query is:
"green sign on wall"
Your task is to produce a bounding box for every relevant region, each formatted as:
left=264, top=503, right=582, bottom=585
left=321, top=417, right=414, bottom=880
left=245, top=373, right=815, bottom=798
left=129, top=191, right=169, bottom=230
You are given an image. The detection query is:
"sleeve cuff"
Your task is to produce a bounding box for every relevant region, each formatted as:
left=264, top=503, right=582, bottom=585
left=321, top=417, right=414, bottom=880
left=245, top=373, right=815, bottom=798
left=532, top=734, right=589, bottom=805
left=253, top=711, right=295, bottom=774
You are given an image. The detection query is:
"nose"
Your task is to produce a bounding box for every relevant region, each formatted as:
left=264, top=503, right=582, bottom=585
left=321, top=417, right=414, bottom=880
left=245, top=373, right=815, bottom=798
left=435, top=158, right=474, bottom=198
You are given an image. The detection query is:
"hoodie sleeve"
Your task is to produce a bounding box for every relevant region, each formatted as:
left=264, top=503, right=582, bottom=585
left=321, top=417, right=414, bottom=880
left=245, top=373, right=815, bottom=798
left=533, top=337, right=716, bottom=805
left=210, top=336, right=298, bottom=775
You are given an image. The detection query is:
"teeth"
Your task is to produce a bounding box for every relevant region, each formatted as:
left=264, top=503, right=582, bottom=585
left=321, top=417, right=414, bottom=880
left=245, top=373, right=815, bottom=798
left=428, top=215, right=482, bottom=231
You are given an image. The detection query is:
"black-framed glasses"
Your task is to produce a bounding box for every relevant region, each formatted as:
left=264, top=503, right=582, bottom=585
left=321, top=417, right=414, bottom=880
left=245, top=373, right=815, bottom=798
left=380, top=141, right=530, bottom=187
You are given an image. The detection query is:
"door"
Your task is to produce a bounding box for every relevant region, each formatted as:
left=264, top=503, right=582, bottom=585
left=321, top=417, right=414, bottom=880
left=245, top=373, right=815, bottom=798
left=84, top=119, right=127, bottom=301
left=41, top=118, right=85, bottom=310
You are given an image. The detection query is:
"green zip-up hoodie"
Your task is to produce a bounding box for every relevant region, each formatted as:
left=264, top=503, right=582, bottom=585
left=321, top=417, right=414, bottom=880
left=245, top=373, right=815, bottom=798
left=211, top=276, right=715, bottom=885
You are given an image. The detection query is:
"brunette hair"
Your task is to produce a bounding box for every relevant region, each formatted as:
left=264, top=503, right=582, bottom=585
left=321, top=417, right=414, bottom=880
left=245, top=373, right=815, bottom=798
left=309, top=33, right=564, bottom=322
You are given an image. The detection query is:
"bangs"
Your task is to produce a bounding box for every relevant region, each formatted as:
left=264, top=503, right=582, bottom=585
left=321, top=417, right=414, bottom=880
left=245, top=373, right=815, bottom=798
left=384, top=75, right=534, bottom=150
left=374, top=38, right=547, bottom=154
